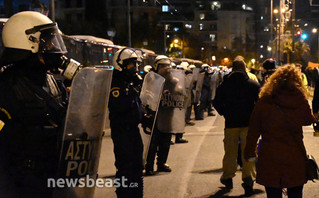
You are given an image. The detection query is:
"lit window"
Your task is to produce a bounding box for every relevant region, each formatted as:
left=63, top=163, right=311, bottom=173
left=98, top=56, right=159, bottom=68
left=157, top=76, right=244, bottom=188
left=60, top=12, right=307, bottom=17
left=200, top=24, right=203, bottom=30
left=242, top=4, right=253, bottom=11
left=185, top=24, right=192, bottom=29
left=167, top=35, right=170, bottom=38
left=260, top=54, right=264, bottom=59
left=242, top=4, right=246, bottom=10
left=200, top=13, right=205, bottom=20
left=211, top=1, right=221, bottom=10
left=162, top=5, right=168, bottom=12
left=209, top=34, right=216, bottom=42
left=165, top=24, right=170, bottom=30
left=261, top=16, right=263, bottom=20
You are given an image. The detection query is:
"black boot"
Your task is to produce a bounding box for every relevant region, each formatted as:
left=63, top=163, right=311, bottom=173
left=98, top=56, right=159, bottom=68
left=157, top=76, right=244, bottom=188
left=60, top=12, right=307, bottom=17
left=242, top=177, right=254, bottom=197
left=144, top=169, right=156, bottom=176
left=220, top=178, right=233, bottom=189
left=157, top=164, right=172, bottom=172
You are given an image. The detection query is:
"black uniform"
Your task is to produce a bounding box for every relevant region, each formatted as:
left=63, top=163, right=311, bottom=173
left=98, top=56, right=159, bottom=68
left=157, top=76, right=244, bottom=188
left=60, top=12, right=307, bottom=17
left=108, top=70, right=144, bottom=198
left=195, top=70, right=212, bottom=120
left=0, top=59, right=67, bottom=198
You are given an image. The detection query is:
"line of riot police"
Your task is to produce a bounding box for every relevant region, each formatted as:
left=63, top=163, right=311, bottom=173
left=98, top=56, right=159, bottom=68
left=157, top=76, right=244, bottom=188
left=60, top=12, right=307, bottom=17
left=0, top=11, right=233, bottom=198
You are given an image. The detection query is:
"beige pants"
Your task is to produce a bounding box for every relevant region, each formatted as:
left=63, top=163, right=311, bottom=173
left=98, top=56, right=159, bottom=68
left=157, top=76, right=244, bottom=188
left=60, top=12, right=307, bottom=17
left=221, top=127, right=256, bottom=180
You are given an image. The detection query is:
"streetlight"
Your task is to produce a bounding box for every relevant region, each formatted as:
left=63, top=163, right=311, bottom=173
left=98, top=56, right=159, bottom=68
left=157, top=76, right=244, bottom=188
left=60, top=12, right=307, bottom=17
left=212, top=56, right=216, bottom=66
left=251, top=58, right=256, bottom=68
left=274, top=9, right=279, bottom=14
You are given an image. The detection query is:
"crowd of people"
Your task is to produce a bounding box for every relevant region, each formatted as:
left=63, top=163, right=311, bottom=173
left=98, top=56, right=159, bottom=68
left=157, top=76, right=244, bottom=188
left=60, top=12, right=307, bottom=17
left=1, top=11, right=319, bottom=198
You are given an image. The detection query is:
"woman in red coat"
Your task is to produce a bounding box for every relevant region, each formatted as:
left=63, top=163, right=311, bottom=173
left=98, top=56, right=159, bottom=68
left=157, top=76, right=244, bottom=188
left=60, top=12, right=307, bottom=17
left=244, top=65, right=315, bottom=198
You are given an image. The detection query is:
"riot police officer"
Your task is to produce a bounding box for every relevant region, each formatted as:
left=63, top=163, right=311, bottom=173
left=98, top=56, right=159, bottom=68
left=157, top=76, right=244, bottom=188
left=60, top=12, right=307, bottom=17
left=0, top=11, right=72, bottom=197
left=145, top=55, right=173, bottom=175
left=109, top=48, right=144, bottom=198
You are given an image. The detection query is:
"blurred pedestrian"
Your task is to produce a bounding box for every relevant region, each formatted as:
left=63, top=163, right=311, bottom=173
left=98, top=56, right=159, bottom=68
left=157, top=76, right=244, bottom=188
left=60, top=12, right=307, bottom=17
left=245, top=65, right=315, bottom=198
left=261, top=59, right=276, bottom=86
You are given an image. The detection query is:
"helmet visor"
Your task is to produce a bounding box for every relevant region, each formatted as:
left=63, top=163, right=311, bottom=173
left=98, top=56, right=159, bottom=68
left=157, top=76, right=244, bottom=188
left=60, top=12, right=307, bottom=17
left=27, top=23, right=67, bottom=54
left=39, top=27, right=67, bottom=54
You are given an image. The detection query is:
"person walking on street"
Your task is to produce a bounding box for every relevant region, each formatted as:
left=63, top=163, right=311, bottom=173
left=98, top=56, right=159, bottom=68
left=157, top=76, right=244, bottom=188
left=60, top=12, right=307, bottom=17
left=213, top=59, right=260, bottom=196
left=244, top=65, right=315, bottom=198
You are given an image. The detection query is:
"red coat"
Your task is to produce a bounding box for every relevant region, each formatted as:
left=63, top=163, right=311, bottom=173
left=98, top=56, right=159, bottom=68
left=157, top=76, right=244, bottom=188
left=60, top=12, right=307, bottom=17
left=244, top=90, right=315, bottom=188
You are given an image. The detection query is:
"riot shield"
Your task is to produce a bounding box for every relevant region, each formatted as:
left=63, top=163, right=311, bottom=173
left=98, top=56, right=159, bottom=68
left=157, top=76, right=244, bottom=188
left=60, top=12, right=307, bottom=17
left=184, top=72, right=193, bottom=108
left=157, top=69, right=186, bottom=133
left=194, top=71, right=205, bottom=104
left=139, top=71, right=165, bottom=163
left=54, top=66, right=113, bottom=198
left=192, top=68, right=200, bottom=84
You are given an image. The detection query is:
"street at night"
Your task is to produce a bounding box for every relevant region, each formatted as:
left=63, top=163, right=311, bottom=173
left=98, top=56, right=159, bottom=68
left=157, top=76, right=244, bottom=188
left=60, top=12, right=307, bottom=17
left=96, top=113, right=319, bottom=198
left=2, top=1, right=319, bottom=198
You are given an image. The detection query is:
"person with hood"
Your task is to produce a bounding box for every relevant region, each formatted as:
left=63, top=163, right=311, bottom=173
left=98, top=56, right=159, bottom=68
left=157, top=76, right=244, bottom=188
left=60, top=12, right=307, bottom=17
left=244, top=65, right=315, bottom=198
left=213, top=59, right=260, bottom=196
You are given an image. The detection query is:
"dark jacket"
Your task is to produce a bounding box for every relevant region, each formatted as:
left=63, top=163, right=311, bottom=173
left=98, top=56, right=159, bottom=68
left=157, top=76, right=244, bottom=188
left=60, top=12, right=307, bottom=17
left=213, top=71, right=260, bottom=128
left=245, top=90, right=315, bottom=188
left=0, top=64, right=67, bottom=197
left=108, top=70, right=143, bottom=129
left=312, top=78, right=319, bottom=114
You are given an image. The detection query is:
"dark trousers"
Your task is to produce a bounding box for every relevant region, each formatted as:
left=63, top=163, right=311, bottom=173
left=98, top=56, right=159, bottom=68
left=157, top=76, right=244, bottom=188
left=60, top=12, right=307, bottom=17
left=207, top=100, right=213, bottom=113
left=146, top=126, right=172, bottom=170
left=185, top=105, right=192, bottom=122
left=176, top=133, right=183, bottom=140
left=265, top=186, right=303, bottom=198
left=111, top=125, right=144, bottom=198
left=194, top=103, right=204, bottom=120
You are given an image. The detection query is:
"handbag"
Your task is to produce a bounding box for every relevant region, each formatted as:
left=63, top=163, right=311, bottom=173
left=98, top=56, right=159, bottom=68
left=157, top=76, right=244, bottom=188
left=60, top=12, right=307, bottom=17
left=305, top=155, right=319, bottom=181
left=276, top=105, right=319, bottom=181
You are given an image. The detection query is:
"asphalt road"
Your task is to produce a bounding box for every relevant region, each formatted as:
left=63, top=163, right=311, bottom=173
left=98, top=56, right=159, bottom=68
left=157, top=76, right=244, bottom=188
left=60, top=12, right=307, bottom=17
left=94, top=113, right=319, bottom=198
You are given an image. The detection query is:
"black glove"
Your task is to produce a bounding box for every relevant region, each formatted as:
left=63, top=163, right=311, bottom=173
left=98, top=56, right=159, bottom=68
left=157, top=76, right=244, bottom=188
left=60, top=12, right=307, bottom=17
left=141, top=105, right=155, bottom=135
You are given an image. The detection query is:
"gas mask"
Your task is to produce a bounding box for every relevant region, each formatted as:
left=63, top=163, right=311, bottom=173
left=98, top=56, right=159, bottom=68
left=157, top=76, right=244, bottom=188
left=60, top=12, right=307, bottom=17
left=41, top=53, right=80, bottom=80
left=122, top=58, right=143, bottom=85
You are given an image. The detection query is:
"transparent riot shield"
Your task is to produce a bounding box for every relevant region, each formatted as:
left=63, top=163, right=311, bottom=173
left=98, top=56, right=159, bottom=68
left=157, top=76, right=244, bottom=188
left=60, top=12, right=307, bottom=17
left=54, top=66, right=113, bottom=198
left=194, top=72, right=205, bottom=104
left=184, top=72, right=193, bottom=108
left=192, top=68, right=200, bottom=85
left=139, top=71, right=165, bottom=163
left=157, top=69, right=186, bottom=133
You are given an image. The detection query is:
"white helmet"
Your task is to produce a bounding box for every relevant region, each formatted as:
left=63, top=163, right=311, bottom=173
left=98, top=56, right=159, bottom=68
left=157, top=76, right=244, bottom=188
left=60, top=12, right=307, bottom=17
left=180, top=61, right=189, bottom=70
left=176, top=65, right=183, bottom=70
left=171, top=62, right=176, bottom=68
left=144, top=65, right=152, bottom=73
left=2, top=11, right=67, bottom=54
left=113, top=48, right=140, bottom=71
left=154, top=55, right=171, bottom=71
left=188, top=64, right=196, bottom=70
left=201, top=63, right=209, bottom=69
